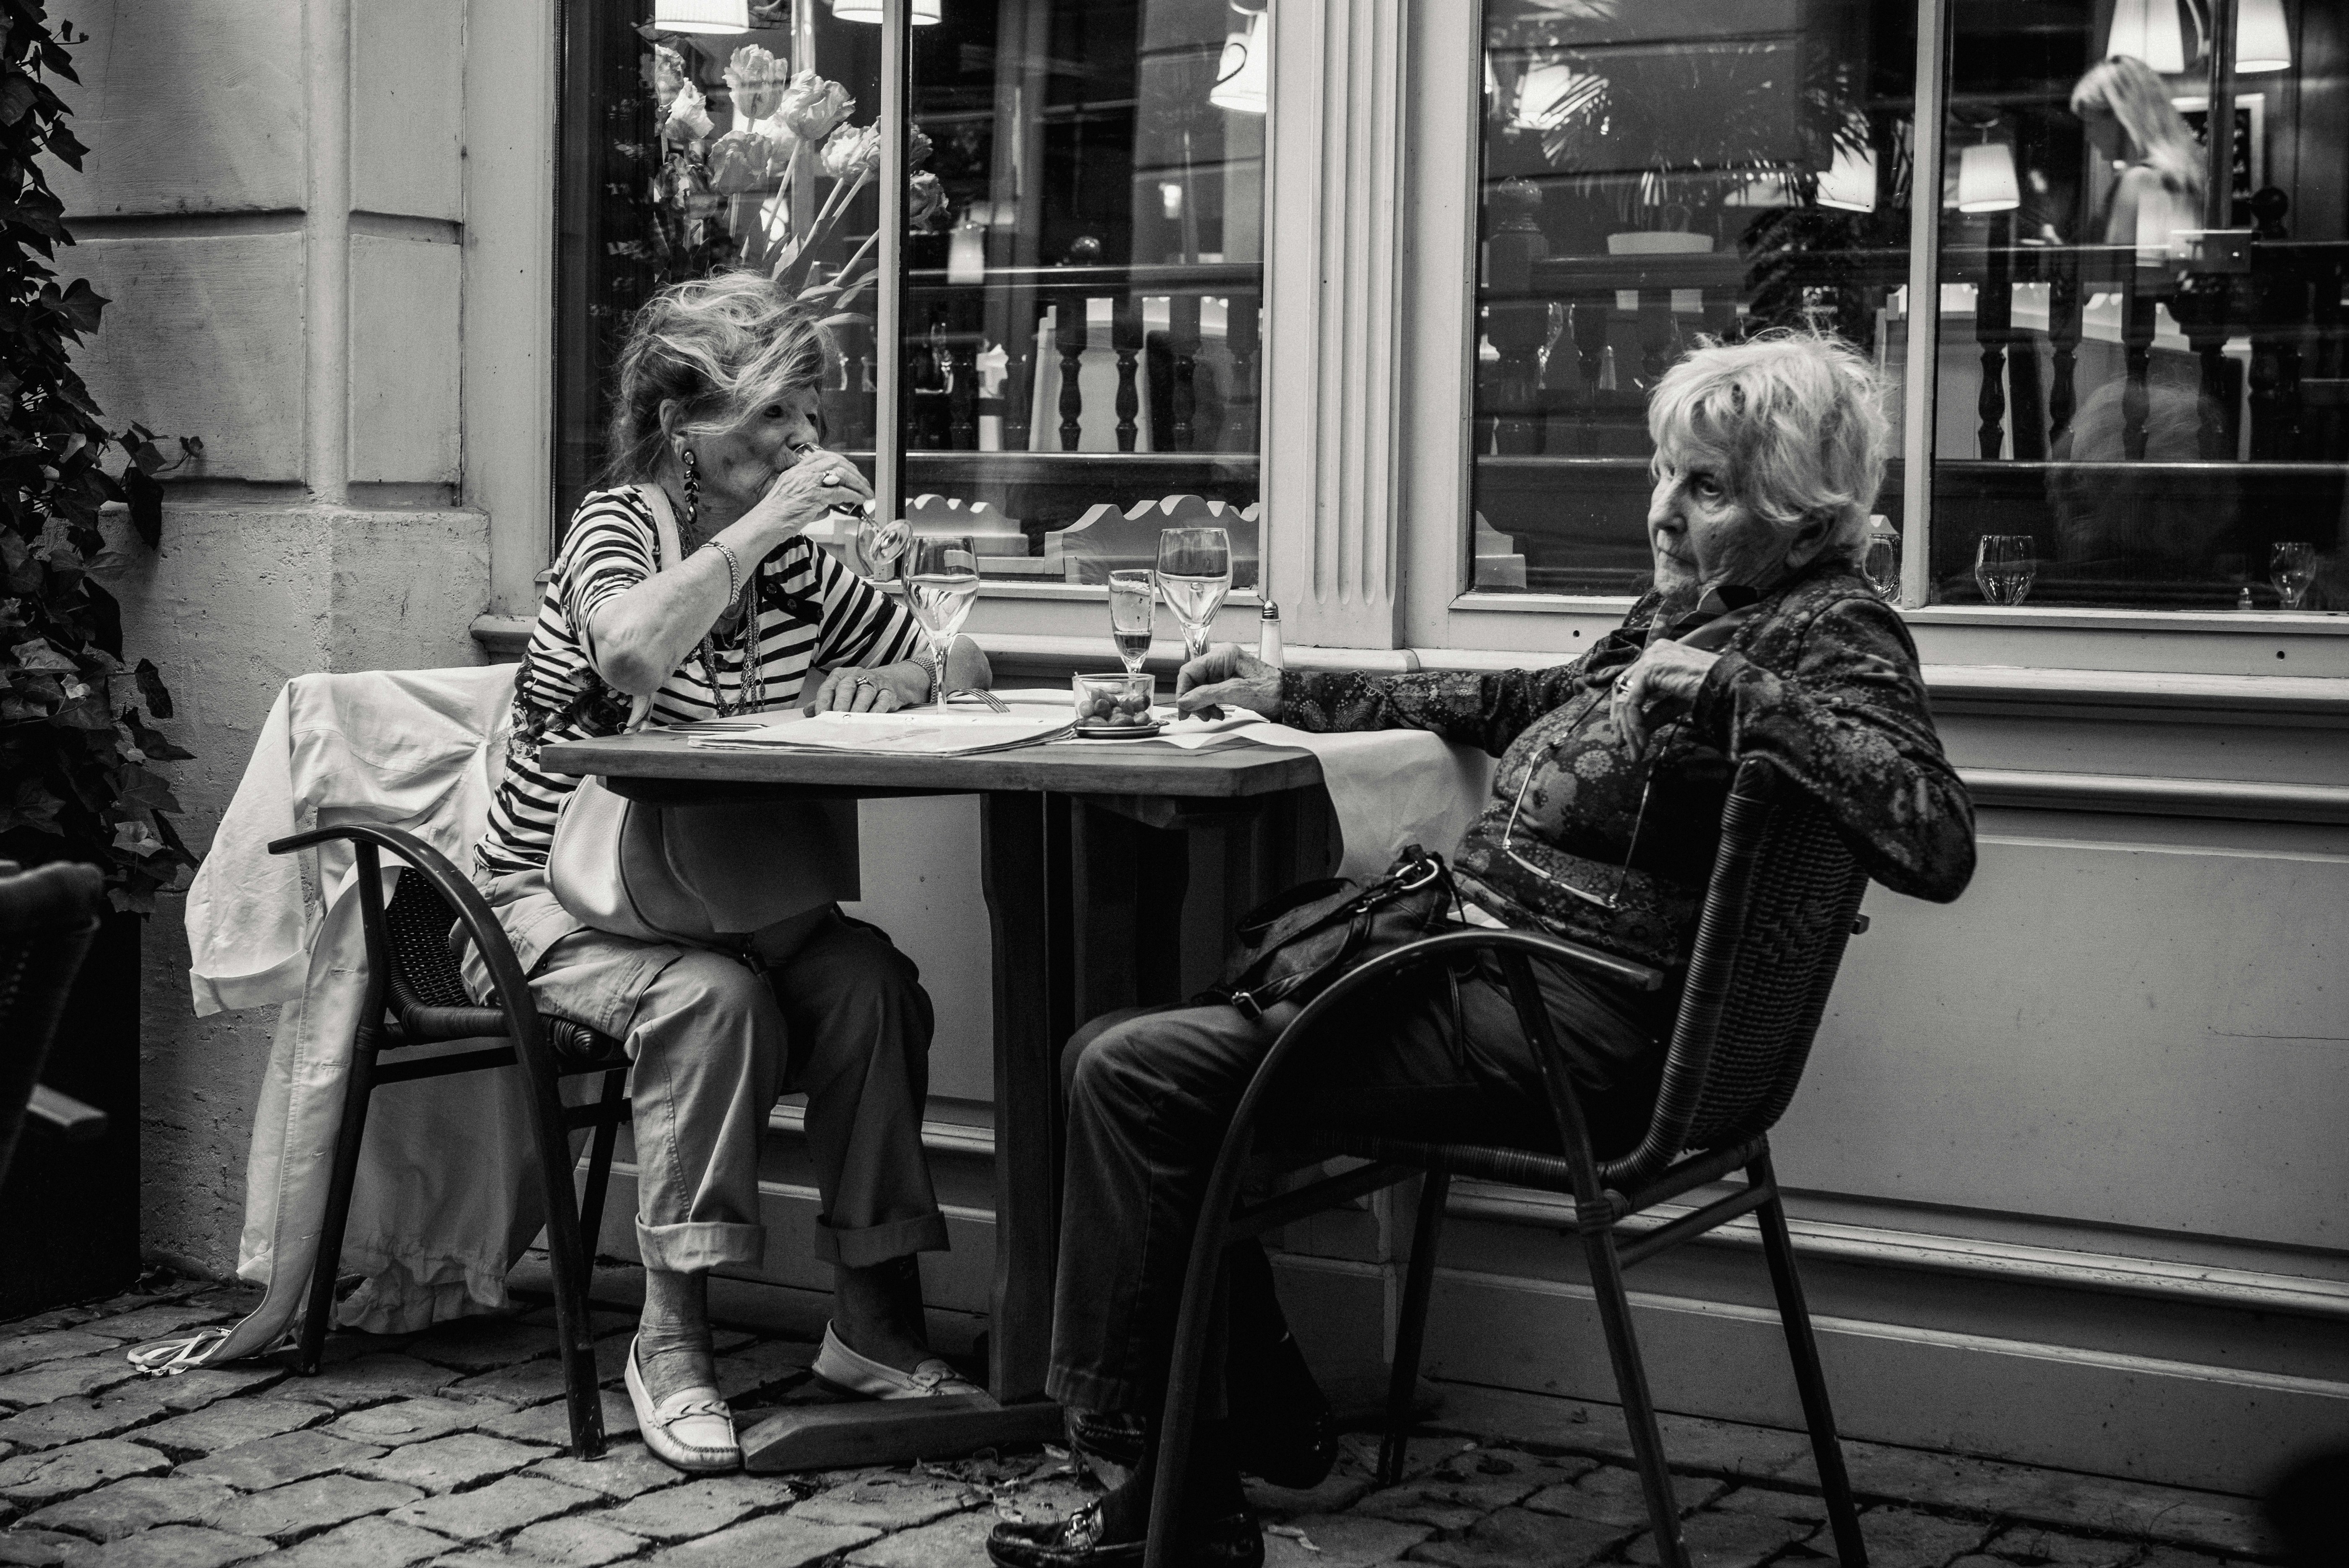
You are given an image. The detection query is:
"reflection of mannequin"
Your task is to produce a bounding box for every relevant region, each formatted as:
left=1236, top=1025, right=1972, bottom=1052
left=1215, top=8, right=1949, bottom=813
left=2070, top=57, right=2204, bottom=257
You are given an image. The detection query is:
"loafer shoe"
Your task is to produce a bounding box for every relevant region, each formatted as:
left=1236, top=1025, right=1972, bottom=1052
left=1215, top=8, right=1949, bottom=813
left=812, top=1323, right=986, bottom=1399
left=625, top=1335, right=740, bottom=1473
left=987, top=1503, right=1263, bottom=1568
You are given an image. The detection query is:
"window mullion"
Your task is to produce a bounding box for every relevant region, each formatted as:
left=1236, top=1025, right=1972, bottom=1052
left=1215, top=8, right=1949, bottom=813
left=1899, top=0, right=1951, bottom=609
left=875, top=0, right=908, bottom=529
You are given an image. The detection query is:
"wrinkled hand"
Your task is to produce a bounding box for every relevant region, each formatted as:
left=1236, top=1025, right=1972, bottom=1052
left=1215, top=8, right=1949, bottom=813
left=742, top=447, right=875, bottom=549
left=805, top=666, right=903, bottom=715
left=1174, top=644, right=1282, bottom=720
left=1610, top=640, right=1718, bottom=760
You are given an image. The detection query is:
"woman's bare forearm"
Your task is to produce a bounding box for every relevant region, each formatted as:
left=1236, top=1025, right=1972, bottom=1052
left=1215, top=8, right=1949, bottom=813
left=587, top=515, right=788, bottom=695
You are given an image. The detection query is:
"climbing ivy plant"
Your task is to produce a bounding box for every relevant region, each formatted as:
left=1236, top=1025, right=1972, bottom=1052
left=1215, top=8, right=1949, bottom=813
left=2, top=0, right=199, bottom=912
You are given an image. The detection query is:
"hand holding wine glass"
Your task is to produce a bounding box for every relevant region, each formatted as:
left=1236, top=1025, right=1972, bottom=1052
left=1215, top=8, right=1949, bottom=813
left=900, top=534, right=980, bottom=707
left=1155, top=526, right=1231, bottom=665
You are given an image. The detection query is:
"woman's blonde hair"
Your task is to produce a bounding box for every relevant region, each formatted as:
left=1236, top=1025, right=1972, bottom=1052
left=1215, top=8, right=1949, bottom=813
left=2070, top=56, right=2204, bottom=205
left=604, top=270, right=829, bottom=486
left=1646, top=330, right=1891, bottom=564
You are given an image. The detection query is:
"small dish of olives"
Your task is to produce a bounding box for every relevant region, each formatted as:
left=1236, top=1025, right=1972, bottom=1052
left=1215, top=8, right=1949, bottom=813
left=1072, top=673, right=1162, bottom=738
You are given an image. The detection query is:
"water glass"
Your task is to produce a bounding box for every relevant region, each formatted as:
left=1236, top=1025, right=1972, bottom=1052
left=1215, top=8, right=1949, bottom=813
left=1107, top=569, right=1155, bottom=674
left=900, top=534, right=980, bottom=705
left=1974, top=535, right=2037, bottom=606
left=1155, top=526, right=1232, bottom=665
left=1860, top=516, right=1901, bottom=602
left=2270, top=541, right=2318, bottom=610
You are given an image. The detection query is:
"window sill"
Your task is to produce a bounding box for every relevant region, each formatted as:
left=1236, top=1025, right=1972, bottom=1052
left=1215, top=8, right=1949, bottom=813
left=1451, top=590, right=2349, bottom=635
left=975, top=580, right=1262, bottom=607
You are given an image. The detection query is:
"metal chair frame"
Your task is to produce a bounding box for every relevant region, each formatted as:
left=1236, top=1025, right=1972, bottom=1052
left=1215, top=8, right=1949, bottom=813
left=1143, top=760, right=1876, bottom=1568
left=267, top=824, right=632, bottom=1459
left=0, top=861, right=111, bottom=1183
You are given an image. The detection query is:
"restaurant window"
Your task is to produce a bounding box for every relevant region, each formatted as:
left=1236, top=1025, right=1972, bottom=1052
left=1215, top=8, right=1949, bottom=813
left=556, top=0, right=1266, bottom=590
left=1467, top=0, right=2347, bottom=616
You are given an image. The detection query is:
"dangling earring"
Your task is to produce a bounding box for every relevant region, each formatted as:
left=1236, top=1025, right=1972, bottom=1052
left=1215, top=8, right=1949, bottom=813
left=676, top=444, right=700, bottom=529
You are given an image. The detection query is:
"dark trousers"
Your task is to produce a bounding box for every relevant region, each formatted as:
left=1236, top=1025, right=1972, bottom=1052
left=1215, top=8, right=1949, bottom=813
left=1045, top=947, right=1666, bottom=1416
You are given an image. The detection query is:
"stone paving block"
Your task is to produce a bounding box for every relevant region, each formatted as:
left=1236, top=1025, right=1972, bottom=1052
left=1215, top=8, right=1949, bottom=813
left=1424, top=1387, right=1820, bottom=1483
left=1407, top=1505, right=1633, bottom=1568
left=0, top=1526, right=96, bottom=1565
left=22, top=1477, right=240, bottom=1542
left=1337, top=1434, right=1478, bottom=1485
left=72, top=1525, right=273, bottom=1568
left=70, top=1309, right=237, bottom=1349
left=1355, top=1474, right=1542, bottom=1533
left=0, top=1360, right=145, bottom=1411
left=385, top=1476, right=599, bottom=1542
left=344, top=1433, right=557, bottom=1495
left=178, top=1432, right=386, bottom=1493
left=708, top=1342, right=815, bottom=1402
left=596, top=1477, right=798, bottom=1543
left=792, top=1474, right=978, bottom=1531
left=1983, top=1523, right=2152, bottom=1567
left=403, top=1316, right=570, bottom=1374
left=1246, top=1469, right=1377, bottom=1521
left=516, top=1309, right=642, bottom=1343
left=648, top=1514, right=876, bottom=1568
left=510, top=1516, right=656, bottom=1566
left=258, top=1517, right=449, bottom=1568
left=0, top=1370, right=278, bottom=1456
left=260, top=1357, right=463, bottom=1414
left=1267, top=1512, right=1436, bottom=1568
left=1859, top=1508, right=1999, bottom=1567
left=843, top=1508, right=994, bottom=1568
left=479, top=1394, right=638, bottom=1449
left=2129, top=1548, right=2236, bottom=1568
left=524, top=1444, right=683, bottom=1501
left=1712, top=1484, right=1831, bottom=1523
left=0, top=1441, right=172, bottom=1505
left=200, top=1476, right=423, bottom=1542
left=1522, top=1462, right=1725, bottom=1529
left=1839, top=1443, right=2274, bottom=1560
left=446, top=1341, right=630, bottom=1410
left=325, top=1399, right=487, bottom=1449
left=1623, top=1508, right=1815, bottom=1566
left=130, top=1404, right=325, bottom=1461
left=0, top=1335, right=122, bottom=1378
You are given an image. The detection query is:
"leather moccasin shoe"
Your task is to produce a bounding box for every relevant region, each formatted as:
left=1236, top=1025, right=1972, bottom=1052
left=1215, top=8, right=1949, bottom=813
left=625, top=1335, right=741, bottom=1473
left=986, top=1503, right=1264, bottom=1568
left=812, top=1322, right=986, bottom=1399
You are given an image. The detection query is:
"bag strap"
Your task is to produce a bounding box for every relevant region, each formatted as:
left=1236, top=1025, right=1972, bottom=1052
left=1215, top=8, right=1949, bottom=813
left=619, top=483, right=687, bottom=735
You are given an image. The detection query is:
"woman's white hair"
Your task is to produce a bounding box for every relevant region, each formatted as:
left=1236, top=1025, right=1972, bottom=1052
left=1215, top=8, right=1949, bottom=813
left=1645, top=329, right=1892, bottom=564
left=604, top=270, right=829, bottom=486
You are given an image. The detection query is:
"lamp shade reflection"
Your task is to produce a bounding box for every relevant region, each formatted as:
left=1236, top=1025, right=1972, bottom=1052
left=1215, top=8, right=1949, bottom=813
left=654, top=0, right=750, bottom=34
left=1956, top=141, right=2020, bottom=213
left=2103, top=0, right=2187, bottom=73
left=1818, top=136, right=1878, bottom=212
left=829, top=0, right=943, bottom=22
left=2236, top=0, right=2292, bottom=72
left=1511, top=60, right=1602, bottom=133
left=1210, top=9, right=1268, bottom=114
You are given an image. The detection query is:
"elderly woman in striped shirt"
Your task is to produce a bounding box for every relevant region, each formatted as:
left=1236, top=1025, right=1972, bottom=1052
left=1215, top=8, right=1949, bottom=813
left=469, top=273, right=990, bottom=1473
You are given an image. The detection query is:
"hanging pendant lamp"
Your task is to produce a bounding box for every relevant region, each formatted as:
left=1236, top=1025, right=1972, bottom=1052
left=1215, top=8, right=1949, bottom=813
left=654, top=0, right=749, bottom=34
left=2104, top=0, right=2188, bottom=72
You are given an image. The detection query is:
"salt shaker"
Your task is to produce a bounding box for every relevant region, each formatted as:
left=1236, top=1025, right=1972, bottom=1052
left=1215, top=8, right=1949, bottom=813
left=1258, top=600, right=1284, bottom=669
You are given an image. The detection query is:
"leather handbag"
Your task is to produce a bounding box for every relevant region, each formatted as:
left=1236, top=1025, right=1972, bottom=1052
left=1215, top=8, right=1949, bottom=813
left=546, top=484, right=859, bottom=948
left=1203, top=845, right=1461, bottom=1021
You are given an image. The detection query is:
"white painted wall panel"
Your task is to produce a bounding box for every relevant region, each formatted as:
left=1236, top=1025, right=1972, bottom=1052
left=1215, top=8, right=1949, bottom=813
left=1781, top=814, right=2349, bottom=1251
left=68, top=235, right=307, bottom=482
left=842, top=797, right=999, bottom=1105
left=53, top=0, right=306, bottom=216
left=348, top=235, right=460, bottom=483
left=351, top=0, right=464, bottom=220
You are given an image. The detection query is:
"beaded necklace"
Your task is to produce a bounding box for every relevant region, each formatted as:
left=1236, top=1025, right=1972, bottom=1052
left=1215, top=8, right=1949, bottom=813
left=679, top=450, right=762, bottom=717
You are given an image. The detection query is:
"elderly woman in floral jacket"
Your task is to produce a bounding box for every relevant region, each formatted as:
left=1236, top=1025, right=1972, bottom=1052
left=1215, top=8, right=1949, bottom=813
left=991, top=331, right=1975, bottom=1568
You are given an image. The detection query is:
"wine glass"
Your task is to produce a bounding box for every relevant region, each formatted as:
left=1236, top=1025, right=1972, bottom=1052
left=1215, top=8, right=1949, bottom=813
left=2270, top=541, right=2317, bottom=610
left=1973, top=534, right=2037, bottom=606
left=1860, top=515, right=1901, bottom=602
left=1107, top=569, right=1155, bottom=675
left=853, top=504, right=909, bottom=582
left=900, top=534, right=981, bottom=706
left=1155, top=526, right=1231, bottom=666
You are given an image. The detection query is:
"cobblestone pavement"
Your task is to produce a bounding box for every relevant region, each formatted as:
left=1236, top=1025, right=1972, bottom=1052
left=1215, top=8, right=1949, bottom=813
left=0, top=1275, right=2279, bottom=1568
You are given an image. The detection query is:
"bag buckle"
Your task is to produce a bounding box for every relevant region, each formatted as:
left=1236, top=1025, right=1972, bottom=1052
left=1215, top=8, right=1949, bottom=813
left=1395, top=854, right=1443, bottom=894
left=1230, top=990, right=1263, bottom=1022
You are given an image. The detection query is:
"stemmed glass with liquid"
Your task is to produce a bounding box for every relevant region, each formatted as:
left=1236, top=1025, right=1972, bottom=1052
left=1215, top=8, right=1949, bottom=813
left=901, top=535, right=980, bottom=706
left=1974, top=535, right=2037, bottom=606
left=1108, top=569, right=1155, bottom=674
left=2270, top=541, right=2317, bottom=609
left=1155, top=527, right=1232, bottom=665
left=853, top=506, right=910, bottom=582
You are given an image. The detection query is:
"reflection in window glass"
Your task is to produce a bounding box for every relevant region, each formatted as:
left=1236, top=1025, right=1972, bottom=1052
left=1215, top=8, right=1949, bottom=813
left=554, top=2, right=884, bottom=533
left=1470, top=0, right=1915, bottom=595
left=894, top=0, right=1265, bottom=587
left=1932, top=1, right=2347, bottom=610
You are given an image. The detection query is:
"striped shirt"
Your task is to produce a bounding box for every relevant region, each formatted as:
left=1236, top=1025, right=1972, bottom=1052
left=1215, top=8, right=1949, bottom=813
left=476, top=486, right=923, bottom=876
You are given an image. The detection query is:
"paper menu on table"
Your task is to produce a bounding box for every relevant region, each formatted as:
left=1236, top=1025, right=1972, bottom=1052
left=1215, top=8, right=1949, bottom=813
left=675, top=709, right=1071, bottom=756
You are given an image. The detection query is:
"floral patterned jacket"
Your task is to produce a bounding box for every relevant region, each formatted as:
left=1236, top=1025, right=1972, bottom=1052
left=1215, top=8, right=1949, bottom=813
left=1279, top=560, right=1975, bottom=971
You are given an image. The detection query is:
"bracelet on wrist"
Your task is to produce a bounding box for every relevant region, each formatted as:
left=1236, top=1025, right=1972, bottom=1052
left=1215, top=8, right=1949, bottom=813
left=707, top=539, right=742, bottom=602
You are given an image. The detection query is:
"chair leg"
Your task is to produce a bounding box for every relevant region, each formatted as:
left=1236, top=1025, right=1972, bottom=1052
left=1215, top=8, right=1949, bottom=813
left=576, top=1069, right=627, bottom=1256
left=1748, top=1149, right=1867, bottom=1568
left=521, top=1063, right=606, bottom=1461
left=1581, top=1225, right=1689, bottom=1568
left=1379, top=1170, right=1451, bottom=1486
left=299, top=1033, right=380, bottom=1375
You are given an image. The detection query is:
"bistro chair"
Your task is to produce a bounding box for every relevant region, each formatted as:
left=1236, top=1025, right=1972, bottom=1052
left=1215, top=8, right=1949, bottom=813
left=267, top=824, right=632, bottom=1459
left=0, top=860, right=112, bottom=1184
left=1145, top=759, right=1876, bottom=1568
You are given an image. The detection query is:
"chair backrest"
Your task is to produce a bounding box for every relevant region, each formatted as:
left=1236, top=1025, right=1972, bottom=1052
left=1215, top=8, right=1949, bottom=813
left=1606, top=759, right=1871, bottom=1185
left=382, top=869, right=477, bottom=1014
left=0, top=861, right=108, bottom=1183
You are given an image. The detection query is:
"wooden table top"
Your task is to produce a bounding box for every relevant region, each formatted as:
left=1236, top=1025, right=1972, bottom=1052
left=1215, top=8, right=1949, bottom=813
left=540, top=728, right=1323, bottom=799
